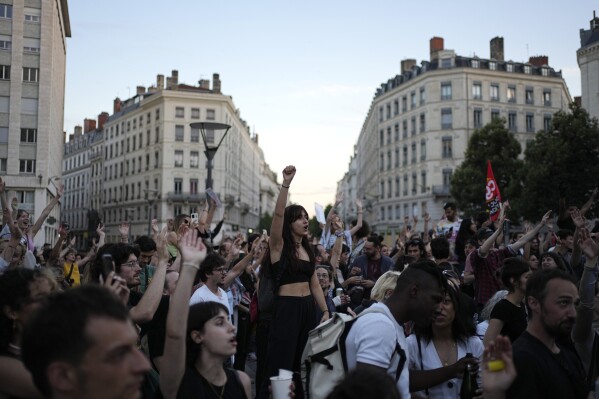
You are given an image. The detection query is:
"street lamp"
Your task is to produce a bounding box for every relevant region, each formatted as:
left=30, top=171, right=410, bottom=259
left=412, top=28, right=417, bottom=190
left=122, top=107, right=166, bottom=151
left=144, top=189, right=159, bottom=236
left=189, top=122, right=231, bottom=190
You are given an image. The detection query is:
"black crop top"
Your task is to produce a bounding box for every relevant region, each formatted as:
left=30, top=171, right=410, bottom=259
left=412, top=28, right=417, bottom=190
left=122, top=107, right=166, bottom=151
left=277, top=259, right=314, bottom=286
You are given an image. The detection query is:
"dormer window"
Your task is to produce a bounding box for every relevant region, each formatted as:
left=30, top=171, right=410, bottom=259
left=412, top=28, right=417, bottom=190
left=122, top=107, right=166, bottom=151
left=524, top=65, right=532, bottom=74
left=506, top=63, right=513, bottom=72
left=489, top=61, right=497, bottom=71
left=471, top=59, right=479, bottom=68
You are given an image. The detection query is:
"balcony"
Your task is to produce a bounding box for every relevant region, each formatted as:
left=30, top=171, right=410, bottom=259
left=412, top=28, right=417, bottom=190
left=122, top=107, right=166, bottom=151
left=166, top=192, right=205, bottom=204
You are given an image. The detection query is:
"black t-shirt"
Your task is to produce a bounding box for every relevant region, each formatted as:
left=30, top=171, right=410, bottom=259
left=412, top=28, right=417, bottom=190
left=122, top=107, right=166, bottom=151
left=507, top=331, right=588, bottom=399
left=154, top=367, right=247, bottom=399
left=489, top=298, right=527, bottom=344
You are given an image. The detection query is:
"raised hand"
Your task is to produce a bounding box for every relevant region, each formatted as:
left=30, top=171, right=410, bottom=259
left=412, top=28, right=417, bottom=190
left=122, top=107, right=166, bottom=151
left=423, top=212, right=431, bottom=223
left=155, top=227, right=171, bottom=263
left=151, top=219, right=159, bottom=235
left=178, top=229, right=207, bottom=267
left=282, top=165, right=296, bottom=184
left=570, top=208, right=586, bottom=229
left=355, top=198, right=363, bottom=210
left=101, top=271, right=130, bottom=305
left=0, top=176, right=4, bottom=193
left=96, top=222, right=105, bottom=237
left=482, top=336, right=517, bottom=395
left=578, top=227, right=599, bottom=260
left=540, top=210, right=552, bottom=225
left=335, top=192, right=344, bottom=206
left=118, top=222, right=130, bottom=237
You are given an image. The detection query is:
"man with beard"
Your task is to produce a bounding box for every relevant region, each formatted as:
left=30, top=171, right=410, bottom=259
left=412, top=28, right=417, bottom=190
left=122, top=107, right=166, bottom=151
left=189, top=252, right=232, bottom=319
left=345, top=260, right=446, bottom=399
left=507, top=268, right=587, bottom=399
left=354, top=236, right=394, bottom=291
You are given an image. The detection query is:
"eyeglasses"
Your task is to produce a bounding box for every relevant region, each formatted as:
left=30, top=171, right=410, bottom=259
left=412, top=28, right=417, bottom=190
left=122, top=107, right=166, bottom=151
left=316, top=273, right=330, bottom=279
left=121, top=260, right=140, bottom=268
left=213, top=267, right=228, bottom=274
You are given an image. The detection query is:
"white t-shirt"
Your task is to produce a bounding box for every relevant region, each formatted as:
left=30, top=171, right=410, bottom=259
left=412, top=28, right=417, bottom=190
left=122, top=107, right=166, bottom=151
left=189, top=284, right=232, bottom=321
left=406, top=334, right=483, bottom=398
left=344, top=302, right=410, bottom=399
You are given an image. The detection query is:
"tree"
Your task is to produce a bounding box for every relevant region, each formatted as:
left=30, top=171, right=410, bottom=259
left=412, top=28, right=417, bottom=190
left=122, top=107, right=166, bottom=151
left=451, top=118, right=524, bottom=217
left=518, top=103, right=599, bottom=220
left=258, top=212, right=273, bottom=234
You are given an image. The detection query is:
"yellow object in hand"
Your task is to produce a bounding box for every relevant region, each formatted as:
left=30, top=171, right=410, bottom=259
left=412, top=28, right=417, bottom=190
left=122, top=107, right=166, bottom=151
left=487, top=359, right=505, bottom=372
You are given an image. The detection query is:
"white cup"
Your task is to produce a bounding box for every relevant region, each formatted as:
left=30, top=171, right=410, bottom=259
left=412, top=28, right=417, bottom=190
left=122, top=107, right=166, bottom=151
left=270, top=376, right=292, bottom=399
left=279, top=369, right=293, bottom=379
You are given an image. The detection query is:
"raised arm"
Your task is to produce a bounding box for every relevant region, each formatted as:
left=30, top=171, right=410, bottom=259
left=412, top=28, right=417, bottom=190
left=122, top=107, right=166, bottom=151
left=118, top=222, right=130, bottom=244
left=129, top=229, right=170, bottom=324
left=96, top=222, right=106, bottom=249
left=29, top=184, right=63, bottom=237
left=580, top=187, right=598, bottom=216
left=159, top=230, right=207, bottom=399
left=348, top=199, right=363, bottom=237
left=204, top=198, right=218, bottom=232
left=511, top=211, right=551, bottom=252
left=572, top=227, right=599, bottom=344
left=478, top=215, right=505, bottom=257
left=269, top=166, right=295, bottom=263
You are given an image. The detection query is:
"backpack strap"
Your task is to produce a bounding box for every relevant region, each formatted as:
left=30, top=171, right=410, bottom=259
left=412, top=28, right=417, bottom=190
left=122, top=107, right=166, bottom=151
left=65, top=263, right=75, bottom=286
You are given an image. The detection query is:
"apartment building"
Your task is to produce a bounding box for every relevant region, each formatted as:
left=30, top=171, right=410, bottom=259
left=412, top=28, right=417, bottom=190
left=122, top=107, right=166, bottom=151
left=0, top=0, right=70, bottom=247
left=578, top=11, right=599, bottom=121
left=341, top=36, right=571, bottom=236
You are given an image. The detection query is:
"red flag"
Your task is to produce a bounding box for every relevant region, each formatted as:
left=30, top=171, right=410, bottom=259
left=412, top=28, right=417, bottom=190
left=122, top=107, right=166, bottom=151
left=485, top=160, right=502, bottom=221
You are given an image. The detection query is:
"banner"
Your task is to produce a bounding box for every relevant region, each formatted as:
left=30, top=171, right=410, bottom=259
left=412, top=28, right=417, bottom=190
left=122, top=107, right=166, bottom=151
left=485, top=160, right=502, bottom=221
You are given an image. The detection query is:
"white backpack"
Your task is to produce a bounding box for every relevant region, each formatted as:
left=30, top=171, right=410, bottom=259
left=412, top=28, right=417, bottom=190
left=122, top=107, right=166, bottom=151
left=301, top=307, right=405, bottom=399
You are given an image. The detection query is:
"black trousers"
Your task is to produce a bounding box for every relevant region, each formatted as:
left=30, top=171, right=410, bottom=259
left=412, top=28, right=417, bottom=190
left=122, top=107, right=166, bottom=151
left=255, top=319, right=270, bottom=398
left=233, top=308, right=251, bottom=371
left=257, top=295, right=316, bottom=399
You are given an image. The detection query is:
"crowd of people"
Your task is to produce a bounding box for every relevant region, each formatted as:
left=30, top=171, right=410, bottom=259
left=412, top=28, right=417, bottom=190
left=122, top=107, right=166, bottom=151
left=0, top=170, right=597, bottom=399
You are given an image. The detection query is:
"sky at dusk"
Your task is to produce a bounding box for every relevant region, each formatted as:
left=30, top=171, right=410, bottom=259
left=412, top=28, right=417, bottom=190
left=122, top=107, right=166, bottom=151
left=64, top=1, right=597, bottom=214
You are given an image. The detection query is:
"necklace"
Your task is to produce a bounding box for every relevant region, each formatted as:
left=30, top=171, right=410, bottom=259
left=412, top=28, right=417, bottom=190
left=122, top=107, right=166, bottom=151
left=295, top=240, right=302, bottom=248
left=434, top=340, right=457, bottom=366
left=206, top=380, right=225, bottom=399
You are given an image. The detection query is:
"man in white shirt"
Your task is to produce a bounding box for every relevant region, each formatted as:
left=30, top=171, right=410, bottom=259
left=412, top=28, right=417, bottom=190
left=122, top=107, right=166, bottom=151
left=189, top=252, right=232, bottom=318
left=345, top=261, right=446, bottom=398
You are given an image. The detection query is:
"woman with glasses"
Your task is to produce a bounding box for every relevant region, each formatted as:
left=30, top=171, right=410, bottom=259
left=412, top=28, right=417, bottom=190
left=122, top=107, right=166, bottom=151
left=407, top=283, right=483, bottom=398
left=257, top=166, right=329, bottom=399
left=483, top=258, right=531, bottom=347
left=315, top=265, right=336, bottom=321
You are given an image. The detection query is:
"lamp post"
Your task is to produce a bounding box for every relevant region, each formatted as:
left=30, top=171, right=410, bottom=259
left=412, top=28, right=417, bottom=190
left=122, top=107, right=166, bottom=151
left=143, top=189, right=159, bottom=236
left=189, top=122, right=231, bottom=190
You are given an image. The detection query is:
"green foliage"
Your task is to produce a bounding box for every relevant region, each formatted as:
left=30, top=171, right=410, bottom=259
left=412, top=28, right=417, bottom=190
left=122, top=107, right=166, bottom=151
left=258, top=212, right=273, bottom=234
left=451, top=118, right=524, bottom=217
left=517, top=103, right=599, bottom=220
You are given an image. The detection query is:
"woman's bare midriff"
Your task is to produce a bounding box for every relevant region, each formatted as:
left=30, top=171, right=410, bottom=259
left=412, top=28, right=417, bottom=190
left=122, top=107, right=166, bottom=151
left=278, top=282, right=311, bottom=297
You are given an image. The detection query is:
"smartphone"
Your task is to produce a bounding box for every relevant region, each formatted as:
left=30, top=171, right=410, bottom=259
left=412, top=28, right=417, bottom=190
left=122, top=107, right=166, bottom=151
left=101, top=254, right=114, bottom=280
left=262, top=229, right=267, bottom=235
left=191, top=213, right=199, bottom=223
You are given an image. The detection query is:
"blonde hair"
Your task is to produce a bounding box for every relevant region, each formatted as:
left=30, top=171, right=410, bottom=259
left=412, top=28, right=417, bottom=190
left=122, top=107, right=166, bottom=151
left=371, top=271, right=401, bottom=302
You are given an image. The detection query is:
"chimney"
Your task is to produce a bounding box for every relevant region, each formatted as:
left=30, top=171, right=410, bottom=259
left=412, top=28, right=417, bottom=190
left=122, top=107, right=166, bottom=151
left=401, top=59, right=417, bottom=74
left=136, top=86, right=145, bottom=95
left=69, top=134, right=74, bottom=142
left=529, top=55, right=548, bottom=67
left=83, top=118, right=96, bottom=133
left=113, top=97, right=122, bottom=113
left=430, top=36, right=444, bottom=60
left=74, top=125, right=83, bottom=136
left=171, top=70, right=179, bottom=87
left=199, top=79, right=210, bottom=90
left=592, top=10, right=599, bottom=31
left=490, top=37, right=504, bottom=61
left=157, top=74, right=165, bottom=90
left=166, top=77, right=172, bottom=89
left=213, top=73, right=221, bottom=94
left=98, top=112, right=109, bottom=130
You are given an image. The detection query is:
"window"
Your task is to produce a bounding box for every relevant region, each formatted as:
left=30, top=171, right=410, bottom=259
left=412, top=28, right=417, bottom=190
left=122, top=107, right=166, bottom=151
left=206, top=109, right=215, bottom=120
left=420, top=87, right=426, bottom=105
left=543, top=89, right=551, bottom=106
left=441, top=82, right=452, bottom=100
left=145, top=154, right=150, bottom=171
left=387, top=150, right=391, bottom=170
left=0, top=65, right=9, bottom=80
left=441, top=58, right=452, bottom=68
left=191, top=108, right=200, bottom=119
left=472, top=82, right=482, bottom=99
left=489, top=61, right=497, bottom=71
left=507, top=86, right=516, bottom=103
left=506, top=63, right=513, bottom=72
left=0, top=127, right=6, bottom=142
left=526, top=113, right=535, bottom=133
left=394, top=124, right=399, bottom=142
left=395, top=177, right=400, bottom=197
left=490, top=84, right=499, bottom=101
left=443, top=169, right=453, bottom=187
left=205, top=129, right=214, bottom=144
left=155, top=151, right=160, bottom=168
left=411, top=92, right=416, bottom=109
left=419, top=113, right=425, bottom=133
left=524, top=65, right=532, bottom=74
left=0, top=158, right=5, bottom=173
left=543, top=114, right=552, bottom=132
left=442, top=136, right=453, bottom=158
left=387, top=127, right=391, bottom=144
left=19, top=159, right=35, bottom=173
left=191, top=126, right=199, bottom=142
left=402, top=96, right=407, bottom=112
left=380, top=181, right=385, bottom=198
left=471, top=59, right=479, bottom=68
left=393, top=100, right=399, bottom=116
left=0, top=39, right=11, bottom=50
left=525, top=88, right=534, bottom=104
left=379, top=153, right=384, bottom=171
left=0, top=4, right=12, bottom=19
left=403, top=175, right=408, bottom=196
left=421, top=171, right=427, bottom=193
left=394, top=148, right=399, bottom=167
left=190, top=151, right=199, bottom=168
left=411, top=174, right=417, bottom=195
left=402, top=120, right=408, bottom=139
left=379, top=107, right=383, bottom=122
left=380, top=207, right=385, bottom=221
left=395, top=204, right=400, bottom=219
left=441, top=108, right=452, bottom=129
left=379, top=130, right=384, bottom=146
left=20, top=128, right=37, bottom=142
left=420, top=140, right=426, bottom=161
left=508, top=112, right=517, bottom=132
left=473, top=108, right=483, bottom=128
left=155, top=108, right=160, bottom=120
left=155, top=127, right=160, bottom=143
left=402, top=146, right=408, bottom=166
left=491, top=109, right=500, bottom=121
left=174, top=178, right=183, bottom=194
left=542, top=67, right=549, bottom=77
left=386, top=103, right=391, bottom=119
left=175, top=107, right=184, bottom=118
left=0, top=4, right=11, bottom=18
left=387, top=179, right=392, bottom=199
left=23, top=38, right=40, bottom=53
left=175, top=125, right=184, bottom=141
left=190, top=179, right=198, bottom=195
left=411, top=143, right=416, bottom=164
left=411, top=117, right=416, bottom=136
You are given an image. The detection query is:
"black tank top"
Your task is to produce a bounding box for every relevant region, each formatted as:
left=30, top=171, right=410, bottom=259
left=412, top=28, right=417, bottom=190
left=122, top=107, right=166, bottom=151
left=278, top=259, right=314, bottom=286
left=157, top=367, right=247, bottom=399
